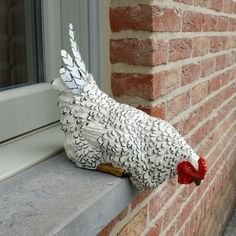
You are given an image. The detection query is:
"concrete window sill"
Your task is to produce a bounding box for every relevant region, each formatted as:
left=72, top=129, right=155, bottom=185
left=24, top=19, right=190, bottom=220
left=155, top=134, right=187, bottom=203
left=0, top=152, right=138, bottom=236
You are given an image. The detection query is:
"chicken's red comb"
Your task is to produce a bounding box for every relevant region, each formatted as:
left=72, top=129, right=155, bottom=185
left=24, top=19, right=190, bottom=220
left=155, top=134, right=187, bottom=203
left=198, top=157, right=207, bottom=176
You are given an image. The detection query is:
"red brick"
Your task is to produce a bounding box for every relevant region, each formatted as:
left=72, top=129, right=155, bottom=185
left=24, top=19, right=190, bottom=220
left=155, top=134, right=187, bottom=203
left=233, top=51, right=236, bottom=62
left=179, top=83, right=235, bottom=135
left=166, top=224, right=176, bottom=236
left=192, top=37, right=209, bottom=57
left=200, top=194, right=208, bottom=221
left=179, top=112, right=199, bottom=135
left=225, top=53, right=235, bottom=67
left=169, top=38, right=192, bottom=62
left=232, top=2, right=236, bottom=13
left=167, top=92, right=190, bottom=120
left=111, top=73, right=156, bottom=100
left=216, top=117, right=236, bottom=151
left=179, top=185, right=189, bottom=203
left=217, top=16, right=229, bottom=31
left=208, top=75, right=221, bottom=94
left=176, top=194, right=196, bottom=232
left=140, top=103, right=166, bottom=119
left=227, top=36, right=236, bottom=49
left=191, top=117, right=217, bottom=147
left=108, top=2, right=236, bottom=235
left=145, top=217, right=163, bottom=236
left=197, top=103, right=236, bottom=154
left=210, top=0, right=223, bottom=11
left=210, top=36, right=224, bottom=52
left=178, top=227, right=185, bottom=236
left=181, top=63, right=200, bottom=86
left=158, top=68, right=181, bottom=96
left=223, top=0, right=232, bottom=13
left=163, top=203, right=178, bottom=230
left=182, top=11, right=203, bottom=32
left=117, top=206, right=147, bottom=236
left=110, top=5, right=152, bottom=32
left=172, top=122, right=179, bottom=131
left=152, top=40, right=168, bottom=65
left=194, top=0, right=210, bottom=8
left=163, top=187, right=188, bottom=230
left=232, top=68, right=236, bottom=81
left=218, top=97, right=236, bottom=121
left=220, top=70, right=232, bottom=86
left=213, top=115, right=236, bottom=155
left=203, top=14, right=217, bottom=31
left=231, top=36, right=236, bottom=48
left=222, top=36, right=230, bottom=50
left=187, top=183, right=196, bottom=197
left=224, top=82, right=236, bottom=99
left=192, top=208, right=202, bottom=234
left=149, top=182, right=177, bottom=220
left=200, top=57, right=215, bottom=77
left=195, top=180, right=209, bottom=205
left=215, top=54, right=226, bottom=71
left=228, top=18, right=236, bottom=31
left=191, top=81, right=208, bottom=105
left=110, top=5, right=181, bottom=32
left=131, top=190, right=151, bottom=209
left=110, top=39, right=167, bottom=66
left=225, top=36, right=236, bottom=49
left=112, top=69, right=181, bottom=100
left=152, top=7, right=181, bottom=32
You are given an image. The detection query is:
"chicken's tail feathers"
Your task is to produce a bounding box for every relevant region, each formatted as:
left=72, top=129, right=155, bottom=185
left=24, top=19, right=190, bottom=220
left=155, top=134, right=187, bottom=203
left=60, top=23, right=91, bottom=94
left=69, top=24, right=87, bottom=77
left=59, top=67, right=85, bottom=93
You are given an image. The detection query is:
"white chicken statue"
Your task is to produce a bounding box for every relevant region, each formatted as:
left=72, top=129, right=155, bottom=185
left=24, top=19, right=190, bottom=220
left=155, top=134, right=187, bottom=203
left=52, top=24, right=207, bottom=190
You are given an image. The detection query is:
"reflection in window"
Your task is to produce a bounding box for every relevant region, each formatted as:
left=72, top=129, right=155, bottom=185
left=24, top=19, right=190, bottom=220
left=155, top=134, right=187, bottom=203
left=0, top=0, right=43, bottom=90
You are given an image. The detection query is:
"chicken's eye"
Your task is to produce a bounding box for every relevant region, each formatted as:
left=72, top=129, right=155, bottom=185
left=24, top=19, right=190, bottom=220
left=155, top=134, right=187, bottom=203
left=188, top=167, right=192, bottom=172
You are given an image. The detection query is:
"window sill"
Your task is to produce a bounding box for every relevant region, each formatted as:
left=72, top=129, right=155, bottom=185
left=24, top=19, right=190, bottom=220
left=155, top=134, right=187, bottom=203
left=0, top=124, right=64, bottom=182
left=0, top=152, right=138, bottom=236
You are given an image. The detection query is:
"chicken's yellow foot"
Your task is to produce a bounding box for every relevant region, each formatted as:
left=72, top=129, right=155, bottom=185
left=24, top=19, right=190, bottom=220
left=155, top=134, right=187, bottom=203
left=96, top=163, right=128, bottom=178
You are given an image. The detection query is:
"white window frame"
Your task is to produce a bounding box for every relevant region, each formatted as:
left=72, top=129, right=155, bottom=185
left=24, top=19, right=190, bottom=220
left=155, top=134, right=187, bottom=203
left=0, top=0, right=109, bottom=181
left=0, top=0, right=60, bottom=143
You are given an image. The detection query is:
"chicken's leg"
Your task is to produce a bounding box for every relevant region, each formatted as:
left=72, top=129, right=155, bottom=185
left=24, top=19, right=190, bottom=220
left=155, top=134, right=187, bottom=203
left=96, top=163, right=129, bottom=178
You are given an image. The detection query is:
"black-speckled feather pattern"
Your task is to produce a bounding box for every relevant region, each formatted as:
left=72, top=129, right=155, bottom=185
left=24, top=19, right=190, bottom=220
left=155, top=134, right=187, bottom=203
left=58, top=78, right=197, bottom=190
left=53, top=24, right=199, bottom=190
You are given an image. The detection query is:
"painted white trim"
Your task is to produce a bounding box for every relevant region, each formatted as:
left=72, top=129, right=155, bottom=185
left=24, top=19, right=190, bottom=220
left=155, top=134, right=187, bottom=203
left=0, top=83, right=59, bottom=142
left=88, top=0, right=111, bottom=94
left=42, top=0, right=62, bottom=82
left=88, top=0, right=101, bottom=83
left=60, top=0, right=110, bottom=91
left=60, top=0, right=89, bottom=72
left=0, top=0, right=109, bottom=180
left=0, top=124, right=64, bottom=182
left=0, top=0, right=61, bottom=142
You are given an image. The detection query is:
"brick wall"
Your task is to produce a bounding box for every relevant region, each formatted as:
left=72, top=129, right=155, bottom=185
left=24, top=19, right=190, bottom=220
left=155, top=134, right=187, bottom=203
left=98, top=0, right=236, bottom=235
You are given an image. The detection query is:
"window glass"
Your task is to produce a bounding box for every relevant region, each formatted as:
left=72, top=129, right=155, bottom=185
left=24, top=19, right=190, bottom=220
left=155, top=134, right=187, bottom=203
left=0, top=0, right=43, bottom=90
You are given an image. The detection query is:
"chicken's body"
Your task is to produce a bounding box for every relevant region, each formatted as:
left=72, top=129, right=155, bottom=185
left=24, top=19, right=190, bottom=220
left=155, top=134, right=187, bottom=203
left=57, top=74, right=198, bottom=190
left=52, top=24, right=206, bottom=190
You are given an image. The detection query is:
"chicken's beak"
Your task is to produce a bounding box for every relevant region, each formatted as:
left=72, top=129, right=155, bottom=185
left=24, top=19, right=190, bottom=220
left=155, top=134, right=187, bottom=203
left=192, top=176, right=201, bottom=186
